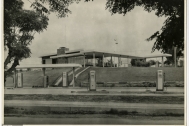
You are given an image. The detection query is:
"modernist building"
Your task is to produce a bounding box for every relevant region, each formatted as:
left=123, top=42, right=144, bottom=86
left=40, top=47, right=172, bottom=67
left=40, top=47, right=143, bottom=67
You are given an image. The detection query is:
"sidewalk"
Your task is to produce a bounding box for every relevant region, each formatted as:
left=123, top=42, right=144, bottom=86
left=4, top=87, right=184, bottom=96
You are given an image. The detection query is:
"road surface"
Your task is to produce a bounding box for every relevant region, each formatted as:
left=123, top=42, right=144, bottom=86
left=4, top=117, right=184, bottom=125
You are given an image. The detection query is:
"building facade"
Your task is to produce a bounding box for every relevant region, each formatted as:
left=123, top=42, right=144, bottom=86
left=40, top=47, right=172, bottom=67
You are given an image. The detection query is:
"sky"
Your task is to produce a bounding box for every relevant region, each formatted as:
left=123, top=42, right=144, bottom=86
left=5, top=0, right=167, bottom=65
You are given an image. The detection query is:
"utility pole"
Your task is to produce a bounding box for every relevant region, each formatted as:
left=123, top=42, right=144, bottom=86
left=115, top=42, right=118, bottom=67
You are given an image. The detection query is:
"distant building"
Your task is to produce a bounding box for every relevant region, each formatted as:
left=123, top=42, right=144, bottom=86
left=40, top=47, right=142, bottom=67
left=40, top=47, right=172, bottom=67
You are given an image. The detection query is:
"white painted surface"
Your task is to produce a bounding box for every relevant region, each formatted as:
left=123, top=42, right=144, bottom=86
left=16, top=64, right=82, bottom=69
left=90, top=71, right=96, bottom=90
left=4, top=87, right=184, bottom=95
left=157, top=70, right=163, bottom=90
left=75, top=66, right=90, bottom=78
left=17, top=73, right=23, bottom=88
left=62, top=72, right=67, bottom=87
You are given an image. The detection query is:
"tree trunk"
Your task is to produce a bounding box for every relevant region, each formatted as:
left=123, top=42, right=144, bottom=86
left=4, top=54, right=12, bottom=69
left=4, top=58, right=19, bottom=84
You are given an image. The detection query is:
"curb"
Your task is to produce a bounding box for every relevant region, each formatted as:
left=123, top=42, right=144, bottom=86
left=71, top=90, right=184, bottom=95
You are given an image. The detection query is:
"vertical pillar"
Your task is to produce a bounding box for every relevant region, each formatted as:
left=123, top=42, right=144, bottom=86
left=17, top=72, right=23, bottom=88
left=83, top=53, right=85, bottom=68
left=14, top=69, right=17, bottom=88
left=89, top=70, right=96, bottom=91
left=128, top=58, right=130, bottom=67
left=62, top=72, right=68, bottom=87
left=118, top=57, right=120, bottom=67
left=174, top=47, right=177, bottom=67
left=102, top=54, right=104, bottom=67
left=111, top=56, right=113, bottom=67
left=93, top=53, right=96, bottom=67
left=42, top=68, right=46, bottom=76
left=120, top=56, right=122, bottom=67
left=42, top=68, right=46, bottom=88
left=156, top=70, right=164, bottom=91
left=156, top=61, right=159, bottom=67
left=73, top=67, right=75, bottom=87
left=161, top=56, right=164, bottom=67
left=114, top=57, right=116, bottom=67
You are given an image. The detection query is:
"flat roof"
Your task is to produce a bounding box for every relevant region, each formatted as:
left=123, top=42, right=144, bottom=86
left=50, top=50, right=144, bottom=59
left=41, top=49, right=172, bottom=59
left=15, top=64, right=82, bottom=69
left=65, top=49, right=83, bottom=54
left=51, top=52, right=84, bottom=59
left=141, top=54, right=172, bottom=58
left=39, top=53, right=57, bottom=58
left=82, top=50, right=143, bottom=59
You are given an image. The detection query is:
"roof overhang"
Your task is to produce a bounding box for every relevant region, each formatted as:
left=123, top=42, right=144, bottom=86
left=39, top=53, right=57, bottom=58
left=82, top=50, right=143, bottom=59
left=41, top=49, right=172, bottom=59
left=141, top=54, right=172, bottom=58
left=15, top=64, right=82, bottom=69
left=50, top=53, right=84, bottom=59
left=65, top=49, right=84, bottom=54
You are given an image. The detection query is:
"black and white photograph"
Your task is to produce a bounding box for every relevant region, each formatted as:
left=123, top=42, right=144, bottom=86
left=3, top=0, right=186, bottom=125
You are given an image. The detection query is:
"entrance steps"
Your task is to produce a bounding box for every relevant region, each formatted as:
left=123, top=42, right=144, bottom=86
left=53, top=67, right=81, bottom=86
left=69, top=66, right=90, bottom=86
left=52, top=67, right=90, bottom=87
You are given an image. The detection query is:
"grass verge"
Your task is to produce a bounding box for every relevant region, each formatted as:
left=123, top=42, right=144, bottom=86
left=4, top=107, right=184, bottom=117
left=5, top=94, right=184, bottom=104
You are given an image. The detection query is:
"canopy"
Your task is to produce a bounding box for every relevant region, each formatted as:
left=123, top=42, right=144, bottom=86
left=15, top=64, right=82, bottom=69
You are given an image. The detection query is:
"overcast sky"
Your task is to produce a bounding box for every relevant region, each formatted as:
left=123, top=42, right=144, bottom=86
left=5, top=0, right=167, bottom=65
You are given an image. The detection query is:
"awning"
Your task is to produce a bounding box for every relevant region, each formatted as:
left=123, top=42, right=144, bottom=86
left=141, top=54, right=172, bottom=58
left=15, top=64, right=82, bottom=69
left=42, top=49, right=172, bottom=59
left=82, top=50, right=143, bottom=59
left=50, top=53, right=84, bottom=59
left=39, top=53, right=57, bottom=58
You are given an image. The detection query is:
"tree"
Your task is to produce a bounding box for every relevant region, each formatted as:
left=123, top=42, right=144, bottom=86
left=164, top=47, right=184, bottom=65
left=30, top=0, right=185, bottom=65
left=105, top=0, right=184, bottom=54
left=4, top=0, right=80, bottom=83
left=131, top=59, right=150, bottom=67
left=30, top=0, right=75, bottom=18
left=4, top=0, right=49, bottom=82
left=131, top=59, right=154, bottom=67
left=148, top=60, right=156, bottom=66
